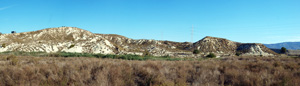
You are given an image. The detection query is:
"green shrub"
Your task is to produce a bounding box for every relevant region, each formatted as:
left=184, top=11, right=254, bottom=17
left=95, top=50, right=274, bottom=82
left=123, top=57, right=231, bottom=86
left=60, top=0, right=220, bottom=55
left=68, top=44, right=75, bottom=49
left=166, top=58, right=181, bottom=61
left=93, top=54, right=104, bottom=58
left=103, top=54, right=115, bottom=58
left=193, top=49, right=200, bottom=54
left=281, top=47, right=287, bottom=54
left=122, top=55, right=144, bottom=60
left=1, top=43, right=6, bottom=48
left=162, top=55, right=170, bottom=58
left=235, top=52, right=241, bottom=56
left=0, top=51, right=195, bottom=61
left=206, top=53, right=216, bottom=58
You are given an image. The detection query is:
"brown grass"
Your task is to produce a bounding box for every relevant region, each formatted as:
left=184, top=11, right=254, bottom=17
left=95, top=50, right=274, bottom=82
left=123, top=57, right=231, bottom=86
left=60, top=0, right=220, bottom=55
left=0, top=55, right=299, bottom=86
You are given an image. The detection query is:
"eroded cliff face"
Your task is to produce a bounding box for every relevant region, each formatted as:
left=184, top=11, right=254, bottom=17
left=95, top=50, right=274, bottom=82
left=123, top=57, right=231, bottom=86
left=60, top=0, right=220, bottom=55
left=0, top=27, right=278, bottom=57
left=192, top=36, right=277, bottom=56
left=193, top=36, right=238, bottom=54
left=101, top=34, right=192, bottom=57
left=237, top=44, right=278, bottom=56
left=0, top=27, right=115, bottom=54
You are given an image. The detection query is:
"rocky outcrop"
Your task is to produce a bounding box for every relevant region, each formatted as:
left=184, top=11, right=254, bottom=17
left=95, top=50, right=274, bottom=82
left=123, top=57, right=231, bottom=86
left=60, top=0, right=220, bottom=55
left=100, top=34, right=191, bottom=56
left=192, top=36, right=278, bottom=56
left=0, top=27, right=278, bottom=57
left=193, top=36, right=238, bottom=54
left=237, top=43, right=277, bottom=56
left=0, top=27, right=115, bottom=54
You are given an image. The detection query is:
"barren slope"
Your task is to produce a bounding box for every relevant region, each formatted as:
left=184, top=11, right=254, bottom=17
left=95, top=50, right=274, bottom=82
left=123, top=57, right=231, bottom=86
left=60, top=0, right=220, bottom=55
left=0, top=27, right=278, bottom=57
left=0, top=27, right=115, bottom=54
left=193, top=36, right=278, bottom=56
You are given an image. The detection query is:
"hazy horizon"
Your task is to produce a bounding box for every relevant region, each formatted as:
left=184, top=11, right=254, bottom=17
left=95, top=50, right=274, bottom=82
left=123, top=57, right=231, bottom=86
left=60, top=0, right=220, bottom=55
left=1, top=0, right=300, bottom=44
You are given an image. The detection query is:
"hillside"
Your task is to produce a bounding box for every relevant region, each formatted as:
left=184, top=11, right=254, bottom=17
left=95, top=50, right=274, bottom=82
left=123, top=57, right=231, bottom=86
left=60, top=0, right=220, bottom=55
left=264, top=42, right=300, bottom=50
left=192, top=36, right=277, bottom=56
left=0, top=27, right=278, bottom=57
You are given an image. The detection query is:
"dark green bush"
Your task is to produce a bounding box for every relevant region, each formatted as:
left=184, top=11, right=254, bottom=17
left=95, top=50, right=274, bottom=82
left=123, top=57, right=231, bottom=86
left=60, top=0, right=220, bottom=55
left=235, top=52, right=241, bottom=56
left=68, top=44, right=75, bottom=49
left=206, top=53, right=216, bottom=58
left=281, top=47, right=287, bottom=54
left=1, top=44, right=6, bottom=48
left=193, top=49, right=200, bottom=54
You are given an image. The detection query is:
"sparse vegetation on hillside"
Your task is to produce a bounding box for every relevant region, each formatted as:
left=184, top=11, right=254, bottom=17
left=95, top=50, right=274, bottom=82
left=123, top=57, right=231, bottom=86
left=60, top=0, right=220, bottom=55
left=0, top=55, right=299, bottom=86
left=0, top=51, right=194, bottom=61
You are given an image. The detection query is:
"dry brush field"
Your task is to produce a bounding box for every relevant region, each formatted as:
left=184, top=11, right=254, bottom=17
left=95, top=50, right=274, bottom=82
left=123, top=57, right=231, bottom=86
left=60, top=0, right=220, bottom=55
left=0, top=55, right=300, bottom=86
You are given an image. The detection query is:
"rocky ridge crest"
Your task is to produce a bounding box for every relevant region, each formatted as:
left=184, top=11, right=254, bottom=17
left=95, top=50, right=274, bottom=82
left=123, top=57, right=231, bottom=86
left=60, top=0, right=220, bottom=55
left=0, top=27, right=278, bottom=57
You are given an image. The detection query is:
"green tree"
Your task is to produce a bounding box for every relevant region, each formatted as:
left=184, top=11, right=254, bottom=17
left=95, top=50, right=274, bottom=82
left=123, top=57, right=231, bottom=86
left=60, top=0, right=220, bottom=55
left=193, top=49, right=200, bottom=54
left=281, top=47, right=287, bottom=54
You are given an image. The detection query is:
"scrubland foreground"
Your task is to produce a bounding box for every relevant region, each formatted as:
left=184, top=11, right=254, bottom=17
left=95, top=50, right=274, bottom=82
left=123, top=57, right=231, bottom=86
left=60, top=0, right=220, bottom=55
left=0, top=55, right=300, bottom=86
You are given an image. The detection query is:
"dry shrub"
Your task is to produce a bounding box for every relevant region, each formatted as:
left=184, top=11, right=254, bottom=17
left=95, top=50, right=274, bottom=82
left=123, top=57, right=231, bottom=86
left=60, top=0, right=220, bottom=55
left=5, top=55, right=19, bottom=65
left=0, top=56, right=299, bottom=86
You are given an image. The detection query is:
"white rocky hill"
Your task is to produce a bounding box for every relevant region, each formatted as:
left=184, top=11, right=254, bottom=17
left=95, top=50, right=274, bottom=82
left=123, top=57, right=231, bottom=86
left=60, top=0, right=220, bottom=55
left=192, top=36, right=278, bottom=56
left=0, top=27, right=278, bottom=57
left=0, top=27, right=114, bottom=54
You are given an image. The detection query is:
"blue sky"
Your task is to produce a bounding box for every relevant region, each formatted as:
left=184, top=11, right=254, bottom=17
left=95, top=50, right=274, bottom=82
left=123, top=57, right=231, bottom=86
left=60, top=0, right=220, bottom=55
left=0, top=0, right=300, bottom=44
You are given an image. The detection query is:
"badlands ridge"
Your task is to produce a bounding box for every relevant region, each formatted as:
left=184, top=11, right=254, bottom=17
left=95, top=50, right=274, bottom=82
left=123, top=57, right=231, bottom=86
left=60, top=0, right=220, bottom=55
left=0, top=27, right=278, bottom=57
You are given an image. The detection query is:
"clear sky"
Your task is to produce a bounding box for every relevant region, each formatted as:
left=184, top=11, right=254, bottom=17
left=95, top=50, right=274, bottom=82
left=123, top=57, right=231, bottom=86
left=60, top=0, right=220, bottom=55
left=1, top=0, right=300, bottom=44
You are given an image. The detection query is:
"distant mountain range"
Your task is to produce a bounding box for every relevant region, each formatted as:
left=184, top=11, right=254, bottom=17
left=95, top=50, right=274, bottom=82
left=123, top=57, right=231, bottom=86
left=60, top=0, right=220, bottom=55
left=264, top=42, right=300, bottom=50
